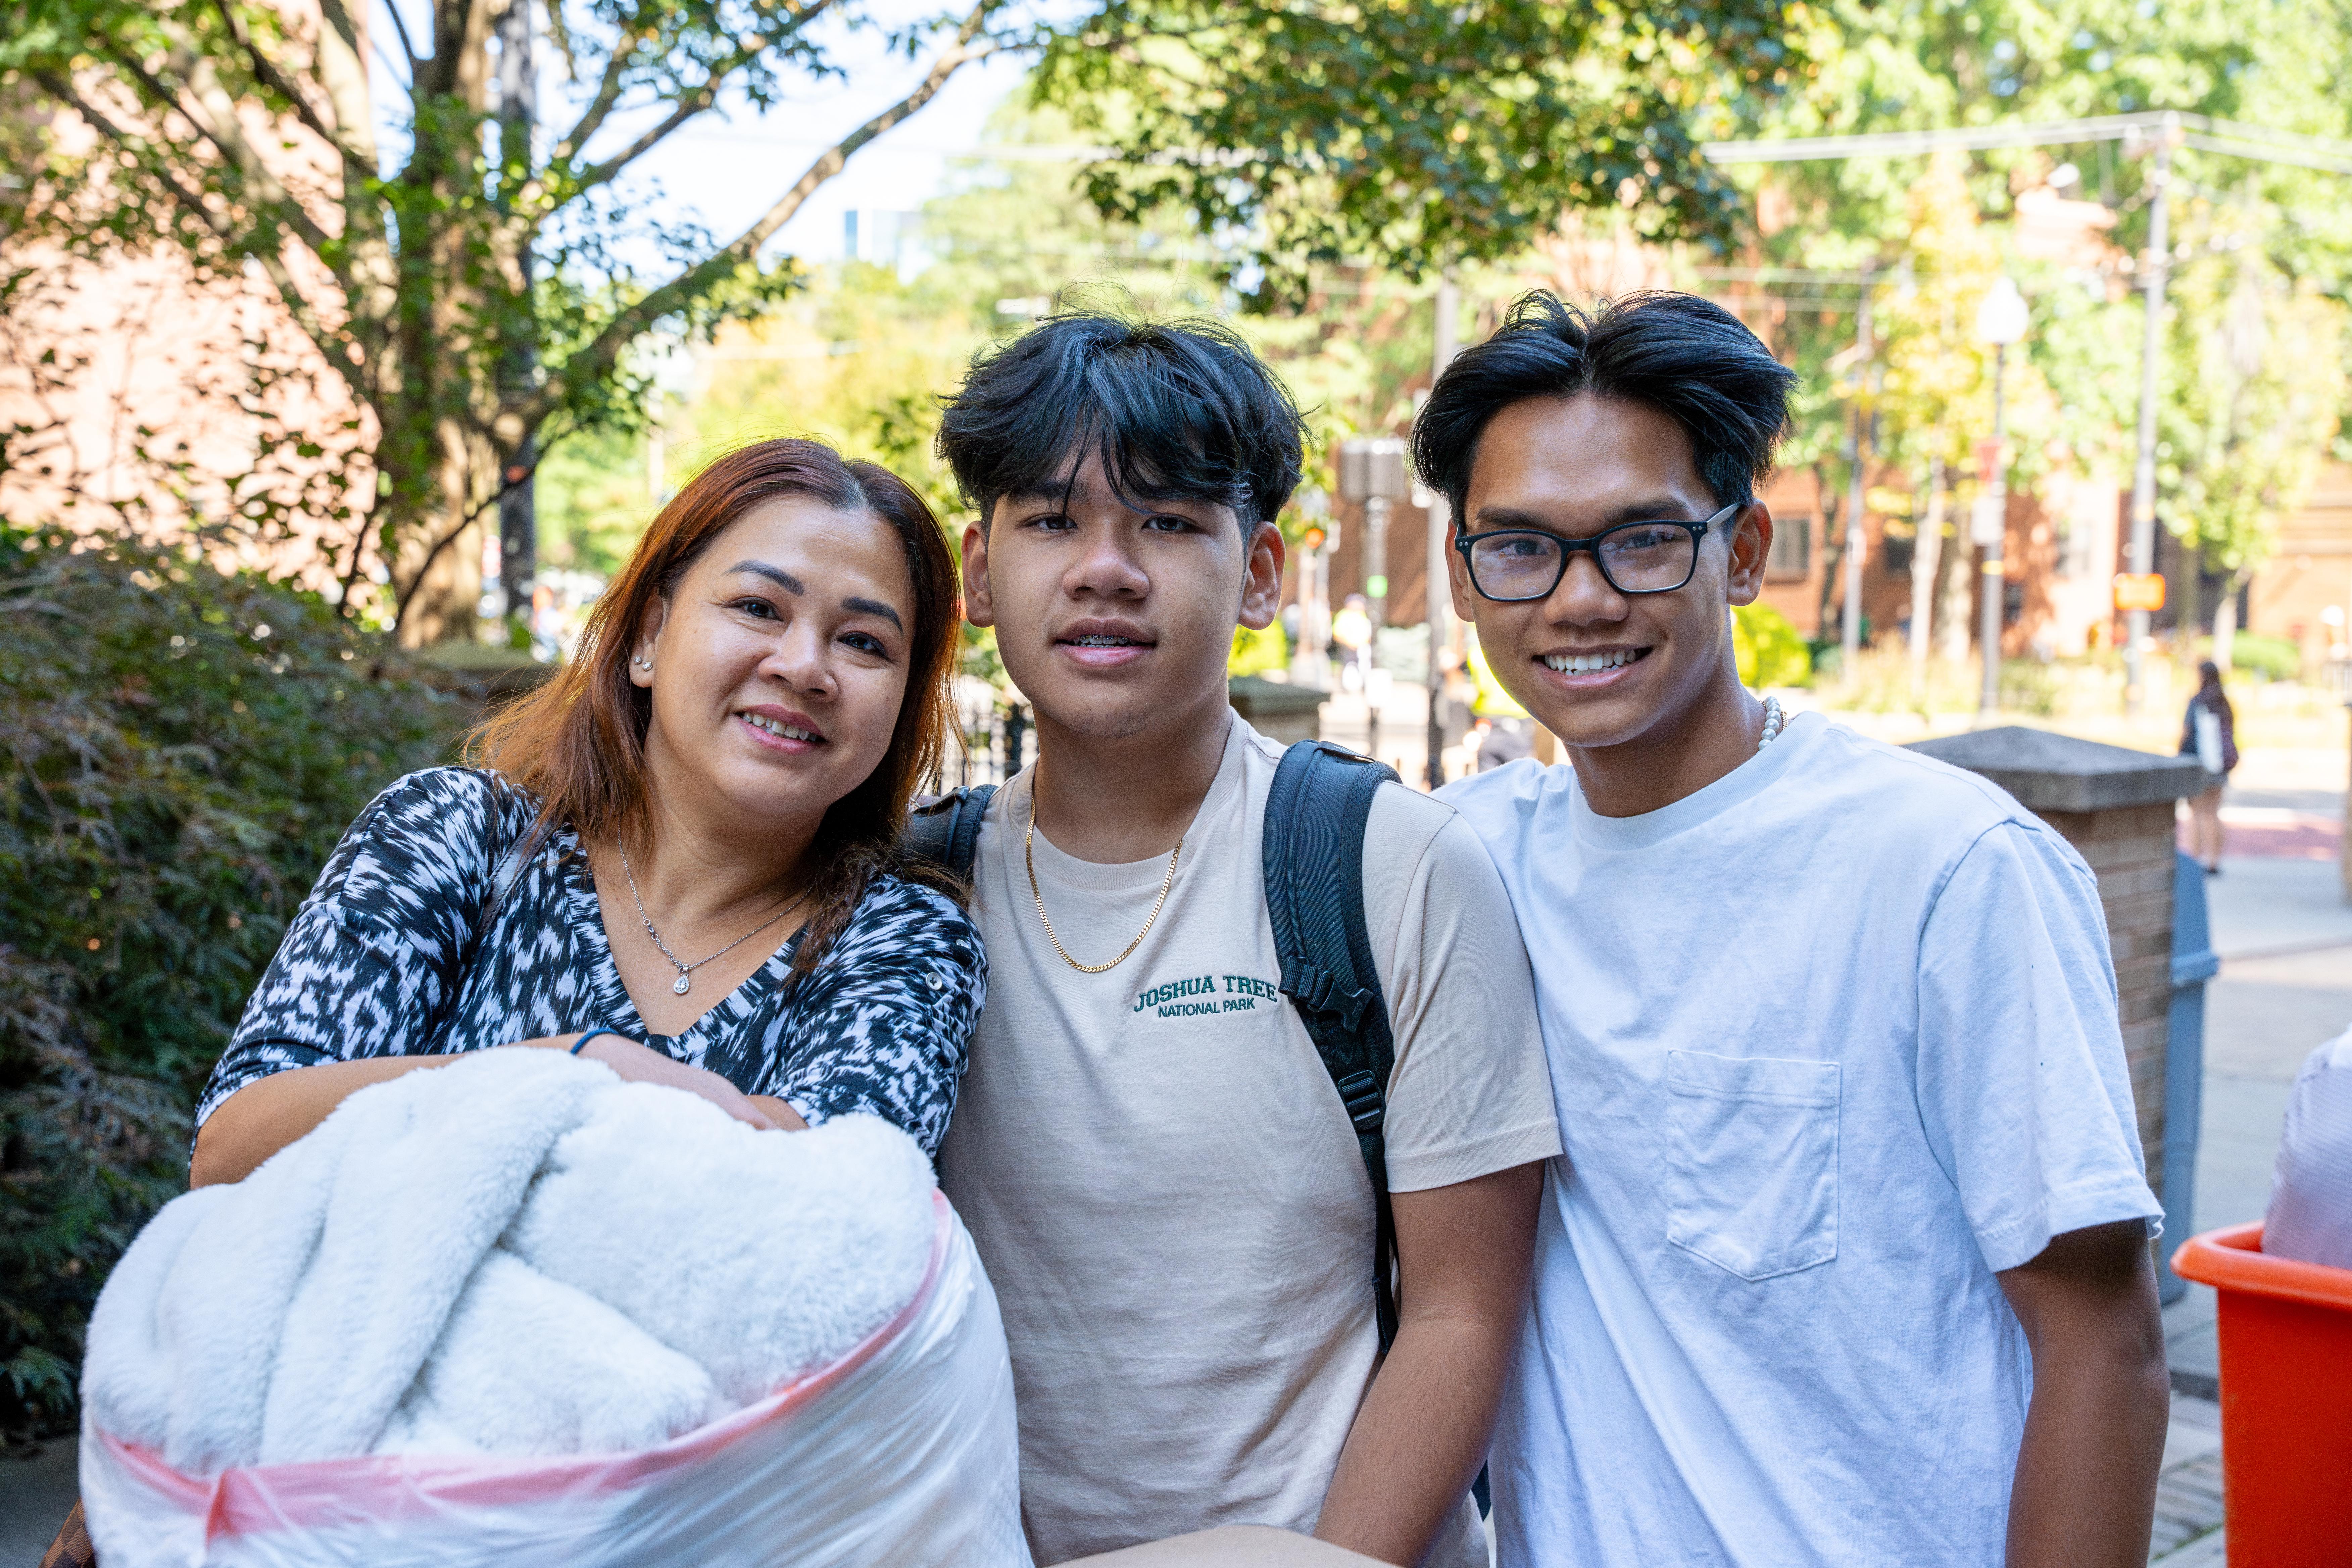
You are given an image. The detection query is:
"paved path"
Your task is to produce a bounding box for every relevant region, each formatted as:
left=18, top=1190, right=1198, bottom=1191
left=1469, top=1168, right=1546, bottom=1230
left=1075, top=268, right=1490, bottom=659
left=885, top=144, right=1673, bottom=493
left=0, top=1442, right=72, bottom=1568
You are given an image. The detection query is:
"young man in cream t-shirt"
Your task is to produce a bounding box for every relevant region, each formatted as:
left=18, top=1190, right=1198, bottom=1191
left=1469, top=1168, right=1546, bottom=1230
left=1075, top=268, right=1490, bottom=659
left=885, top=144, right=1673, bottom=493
left=934, top=313, right=1559, bottom=1567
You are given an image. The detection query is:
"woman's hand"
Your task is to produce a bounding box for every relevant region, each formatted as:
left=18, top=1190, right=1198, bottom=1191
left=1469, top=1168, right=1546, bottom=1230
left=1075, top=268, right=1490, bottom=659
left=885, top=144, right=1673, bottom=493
left=522, top=1032, right=783, bottom=1130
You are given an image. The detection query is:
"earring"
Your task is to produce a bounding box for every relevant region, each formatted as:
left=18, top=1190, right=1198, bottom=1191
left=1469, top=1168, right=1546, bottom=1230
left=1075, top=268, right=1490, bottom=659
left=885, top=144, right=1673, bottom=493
left=632, top=655, right=653, bottom=672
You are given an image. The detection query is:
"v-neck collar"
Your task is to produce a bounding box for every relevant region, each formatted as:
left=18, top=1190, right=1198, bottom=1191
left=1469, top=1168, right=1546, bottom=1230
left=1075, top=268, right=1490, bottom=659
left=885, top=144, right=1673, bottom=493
left=554, top=826, right=804, bottom=1052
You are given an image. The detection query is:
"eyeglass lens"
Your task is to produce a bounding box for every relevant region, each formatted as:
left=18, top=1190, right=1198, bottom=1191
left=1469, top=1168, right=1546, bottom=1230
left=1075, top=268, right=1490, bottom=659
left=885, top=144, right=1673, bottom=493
left=1466, top=524, right=1698, bottom=599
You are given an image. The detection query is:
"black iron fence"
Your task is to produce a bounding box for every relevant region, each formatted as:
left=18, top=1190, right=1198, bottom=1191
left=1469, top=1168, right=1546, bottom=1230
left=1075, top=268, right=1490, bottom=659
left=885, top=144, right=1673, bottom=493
left=933, top=684, right=1029, bottom=793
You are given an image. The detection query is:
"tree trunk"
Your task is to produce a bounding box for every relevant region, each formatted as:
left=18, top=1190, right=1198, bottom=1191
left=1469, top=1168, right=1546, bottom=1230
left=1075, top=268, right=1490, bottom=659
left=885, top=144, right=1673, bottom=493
left=387, top=419, right=492, bottom=647
left=2180, top=540, right=2203, bottom=653
left=1814, top=463, right=1843, bottom=647
left=1909, top=456, right=1946, bottom=685
left=1934, top=478, right=1971, bottom=667
left=2212, top=572, right=2244, bottom=671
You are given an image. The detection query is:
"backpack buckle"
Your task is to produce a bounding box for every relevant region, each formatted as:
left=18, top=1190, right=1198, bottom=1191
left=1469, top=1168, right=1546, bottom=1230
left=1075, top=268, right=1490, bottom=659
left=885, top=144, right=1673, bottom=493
left=1333, top=1070, right=1385, bottom=1135
left=1279, top=958, right=1373, bottom=1032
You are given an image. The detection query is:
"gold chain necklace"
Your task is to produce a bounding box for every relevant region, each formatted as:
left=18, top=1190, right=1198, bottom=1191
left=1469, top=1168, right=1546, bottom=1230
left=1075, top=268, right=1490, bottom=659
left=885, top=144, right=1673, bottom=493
left=1025, top=767, right=1182, bottom=975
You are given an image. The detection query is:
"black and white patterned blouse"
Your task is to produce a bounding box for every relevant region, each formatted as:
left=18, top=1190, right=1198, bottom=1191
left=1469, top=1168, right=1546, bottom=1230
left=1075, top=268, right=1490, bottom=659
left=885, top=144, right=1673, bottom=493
left=198, top=767, right=985, bottom=1156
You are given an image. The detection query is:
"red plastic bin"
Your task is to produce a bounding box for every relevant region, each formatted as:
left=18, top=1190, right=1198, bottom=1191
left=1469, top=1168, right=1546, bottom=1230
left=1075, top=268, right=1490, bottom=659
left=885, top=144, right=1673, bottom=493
left=2168, top=1222, right=2352, bottom=1568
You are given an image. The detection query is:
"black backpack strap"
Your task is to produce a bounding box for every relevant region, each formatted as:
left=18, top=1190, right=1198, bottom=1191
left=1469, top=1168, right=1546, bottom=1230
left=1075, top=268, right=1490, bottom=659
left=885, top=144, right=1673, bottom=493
left=904, top=785, right=998, bottom=879
left=1264, top=739, right=1402, bottom=1353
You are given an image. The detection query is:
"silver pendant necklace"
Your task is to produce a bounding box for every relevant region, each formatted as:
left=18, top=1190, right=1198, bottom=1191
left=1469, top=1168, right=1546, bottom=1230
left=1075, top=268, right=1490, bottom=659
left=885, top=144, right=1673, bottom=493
left=617, top=848, right=804, bottom=995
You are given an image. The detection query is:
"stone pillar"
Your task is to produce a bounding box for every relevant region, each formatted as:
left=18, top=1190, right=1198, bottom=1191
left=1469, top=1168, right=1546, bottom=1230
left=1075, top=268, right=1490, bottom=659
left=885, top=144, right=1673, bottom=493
left=1908, top=728, right=2210, bottom=1206
left=1228, top=675, right=1327, bottom=746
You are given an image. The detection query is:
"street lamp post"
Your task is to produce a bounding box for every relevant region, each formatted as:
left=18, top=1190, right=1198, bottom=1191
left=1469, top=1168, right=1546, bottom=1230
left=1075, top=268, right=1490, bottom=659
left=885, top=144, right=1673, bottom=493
left=1423, top=281, right=1462, bottom=788
left=1974, top=276, right=2029, bottom=718
left=1292, top=487, right=1333, bottom=687
left=1338, top=437, right=1410, bottom=763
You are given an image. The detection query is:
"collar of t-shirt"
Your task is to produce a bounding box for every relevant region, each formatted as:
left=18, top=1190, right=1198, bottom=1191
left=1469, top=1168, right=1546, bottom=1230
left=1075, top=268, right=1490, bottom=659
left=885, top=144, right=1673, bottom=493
left=1562, top=708, right=1821, bottom=853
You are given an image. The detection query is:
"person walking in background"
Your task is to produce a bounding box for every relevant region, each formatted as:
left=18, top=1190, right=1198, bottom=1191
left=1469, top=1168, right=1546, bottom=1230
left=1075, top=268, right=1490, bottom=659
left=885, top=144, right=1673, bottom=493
left=1331, top=592, right=1372, bottom=691
left=2181, top=660, right=2238, bottom=874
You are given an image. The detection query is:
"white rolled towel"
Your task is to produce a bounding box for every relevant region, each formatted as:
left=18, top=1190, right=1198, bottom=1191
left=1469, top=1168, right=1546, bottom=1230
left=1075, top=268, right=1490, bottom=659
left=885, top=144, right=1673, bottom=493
left=377, top=1250, right=715, bottom=1457
left=84, top=1047, right=938, bottom=1472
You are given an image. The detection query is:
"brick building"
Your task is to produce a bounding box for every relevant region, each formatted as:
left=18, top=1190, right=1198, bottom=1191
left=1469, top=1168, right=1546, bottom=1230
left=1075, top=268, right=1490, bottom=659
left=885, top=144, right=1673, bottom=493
left=2246, top=462, right=2352, bottom=672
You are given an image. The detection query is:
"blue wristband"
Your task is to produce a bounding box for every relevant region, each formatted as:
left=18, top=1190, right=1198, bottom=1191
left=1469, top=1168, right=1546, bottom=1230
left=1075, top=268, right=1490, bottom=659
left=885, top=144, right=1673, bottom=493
left=571, top=1027, right=628, bottom=1057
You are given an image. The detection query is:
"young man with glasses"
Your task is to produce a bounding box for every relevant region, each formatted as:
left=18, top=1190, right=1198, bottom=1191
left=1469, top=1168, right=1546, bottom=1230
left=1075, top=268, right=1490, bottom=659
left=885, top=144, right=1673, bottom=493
left=1424, top=292, right=2170, bottom=1567
left=933, top=312, right=1560, bottom=1566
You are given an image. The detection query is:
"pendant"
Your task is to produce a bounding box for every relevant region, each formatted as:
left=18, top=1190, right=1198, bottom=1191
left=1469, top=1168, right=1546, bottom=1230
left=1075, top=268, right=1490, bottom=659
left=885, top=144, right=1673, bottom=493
left=672, top=973, right=692, bottom=995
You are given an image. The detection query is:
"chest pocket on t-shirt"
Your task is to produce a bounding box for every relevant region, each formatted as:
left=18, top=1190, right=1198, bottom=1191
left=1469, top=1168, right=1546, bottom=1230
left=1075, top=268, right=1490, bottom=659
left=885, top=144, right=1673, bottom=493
left=1664, top=1050, right=1840, bottom=1282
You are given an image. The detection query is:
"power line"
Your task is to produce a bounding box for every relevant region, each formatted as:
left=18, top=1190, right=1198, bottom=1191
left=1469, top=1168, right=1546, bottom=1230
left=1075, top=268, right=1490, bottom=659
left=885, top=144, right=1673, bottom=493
left=1702, top=109, right=2352, bottom=171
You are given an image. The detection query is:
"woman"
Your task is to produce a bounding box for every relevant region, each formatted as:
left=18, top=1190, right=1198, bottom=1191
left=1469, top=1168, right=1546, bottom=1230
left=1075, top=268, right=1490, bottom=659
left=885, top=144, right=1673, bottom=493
left=2180, top=658, right=2238, bottom=876
left=191, top=439, right=982, bottom=1186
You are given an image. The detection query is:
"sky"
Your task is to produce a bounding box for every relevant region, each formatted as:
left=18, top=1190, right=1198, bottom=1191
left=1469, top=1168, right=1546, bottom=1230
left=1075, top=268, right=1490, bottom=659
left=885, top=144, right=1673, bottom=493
left=368, top=1, right=1048, bottom=274
left=639, top=46, right=1035, bottom=264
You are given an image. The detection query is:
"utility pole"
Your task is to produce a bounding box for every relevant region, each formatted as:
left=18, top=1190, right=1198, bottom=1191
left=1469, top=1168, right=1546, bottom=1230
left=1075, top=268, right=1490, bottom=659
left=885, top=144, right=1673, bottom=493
left=1338, top=438, right=1409, bottom=767
left=1841, top=271, right=1874, bottom=669
left=2124, top=115, right=2177, bottom=717
left=1424, top=280, right=1461, bottom=788
left=494, top=0, right=538, bottom=637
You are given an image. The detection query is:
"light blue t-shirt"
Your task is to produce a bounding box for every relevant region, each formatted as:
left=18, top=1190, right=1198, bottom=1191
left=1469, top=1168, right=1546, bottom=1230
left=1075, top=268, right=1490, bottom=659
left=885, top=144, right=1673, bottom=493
left=1440, top=711, right=2161, bottom=1568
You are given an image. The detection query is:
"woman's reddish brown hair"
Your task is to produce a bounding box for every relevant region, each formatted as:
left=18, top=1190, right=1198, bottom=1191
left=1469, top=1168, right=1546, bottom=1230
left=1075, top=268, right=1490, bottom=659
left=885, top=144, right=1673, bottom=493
left=470, top=438, right=961, bottom=972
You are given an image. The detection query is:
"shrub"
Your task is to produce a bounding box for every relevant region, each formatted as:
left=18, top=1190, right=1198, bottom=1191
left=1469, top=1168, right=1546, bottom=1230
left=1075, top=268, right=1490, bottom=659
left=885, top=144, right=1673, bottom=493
left=0, top=525, right=456, bottom=1437
left=1733, top=603, right=1812, bottom=689
left=2223, top=633, right=2301, bottom=684
left=1228, top=621, right=1289, bottom=678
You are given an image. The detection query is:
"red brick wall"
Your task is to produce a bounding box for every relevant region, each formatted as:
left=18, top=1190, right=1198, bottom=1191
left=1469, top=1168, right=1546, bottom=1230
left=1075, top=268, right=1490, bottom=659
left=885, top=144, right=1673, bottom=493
left=2037, top=802, right=2176, bottom=1195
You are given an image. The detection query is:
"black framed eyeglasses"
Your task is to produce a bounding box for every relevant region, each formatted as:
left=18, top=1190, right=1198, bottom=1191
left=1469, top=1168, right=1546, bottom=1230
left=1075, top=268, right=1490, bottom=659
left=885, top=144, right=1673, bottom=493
left=1453, top=503, right=1740, bottom=601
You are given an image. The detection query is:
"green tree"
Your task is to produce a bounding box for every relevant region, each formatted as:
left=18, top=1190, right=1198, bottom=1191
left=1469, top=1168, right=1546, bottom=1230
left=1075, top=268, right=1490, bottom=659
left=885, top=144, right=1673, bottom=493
left=4, top=0, right=1831, bottom=641
left=657, top=99, right=1469, bottom=532
left=2160, top=230, right=2348, bottom=655
left=1043, top=0, right=1809, bottom=306
left=1721, top=0, right=2352, bottom=644
left=3, top=0, right=1017, bottom=640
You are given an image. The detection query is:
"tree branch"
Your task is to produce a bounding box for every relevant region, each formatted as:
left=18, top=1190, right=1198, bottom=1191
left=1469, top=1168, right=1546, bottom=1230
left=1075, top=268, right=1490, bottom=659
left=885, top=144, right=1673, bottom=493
left=542, top=27, right=639, bottom=170
left=37, top=71, right=368, bottom=397
left=99, top=40, right=339, bottom=260
left=391, top=473, right=519, bottom=626
left=377, top=0, right=425, bottom=71
left=35, top=72, right=240, bottom=245
left=545, top=0, right=841, bottom=186
left=211, top=0, right=363, bottom=164
left=528, top=2, right=997, bottom=426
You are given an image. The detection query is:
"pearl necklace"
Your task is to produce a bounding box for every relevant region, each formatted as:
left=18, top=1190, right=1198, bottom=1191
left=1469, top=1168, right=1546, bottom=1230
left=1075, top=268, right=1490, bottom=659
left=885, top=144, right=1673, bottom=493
left=1757, top=695, right=1786, bottom=750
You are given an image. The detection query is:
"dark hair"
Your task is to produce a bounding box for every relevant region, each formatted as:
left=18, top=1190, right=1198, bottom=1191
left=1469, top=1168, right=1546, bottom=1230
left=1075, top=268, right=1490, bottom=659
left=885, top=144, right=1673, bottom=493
left=936, top=311, right=1308, bottom=535
left=471, top=437, right=962, bottom=973
left=2196, top=660, right=2235, bottom=725
left=1412, top=291, right=1797, bottom=530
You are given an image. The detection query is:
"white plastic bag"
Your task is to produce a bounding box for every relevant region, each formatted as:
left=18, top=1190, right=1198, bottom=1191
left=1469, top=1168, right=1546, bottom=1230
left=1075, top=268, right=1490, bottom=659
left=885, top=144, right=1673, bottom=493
left=2195, top=705, right=2224, bottom=775
left=81, top=1196, right=1029, bottom=1568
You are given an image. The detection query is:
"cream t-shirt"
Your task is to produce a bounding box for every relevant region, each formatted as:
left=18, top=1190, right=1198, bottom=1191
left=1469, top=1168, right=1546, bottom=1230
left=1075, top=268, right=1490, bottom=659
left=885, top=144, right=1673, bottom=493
left=938, top=716, right=1560, bottom=1567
